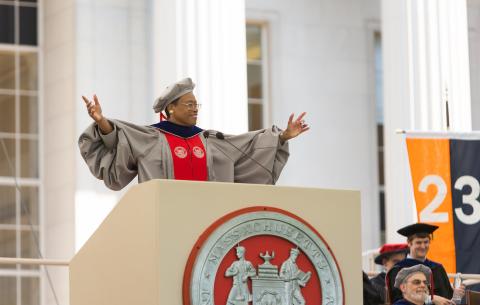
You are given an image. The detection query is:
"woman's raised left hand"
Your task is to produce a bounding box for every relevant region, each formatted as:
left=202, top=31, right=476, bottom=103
left=279, top=112, right=309, bottom=143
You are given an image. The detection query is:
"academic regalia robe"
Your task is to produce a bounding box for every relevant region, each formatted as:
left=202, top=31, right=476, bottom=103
left=363, top=271, right=384, bottom=305
left=78, top=119, right=289, bottom=190
left=370, top=271, right=387, bottom=303
left=386, top=258, right=453, bottom=304
left=152, top=121, right=208, bottom=181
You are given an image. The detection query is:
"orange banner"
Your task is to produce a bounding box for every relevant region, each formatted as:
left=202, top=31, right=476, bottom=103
left=406, top=138, right=456, bottom=274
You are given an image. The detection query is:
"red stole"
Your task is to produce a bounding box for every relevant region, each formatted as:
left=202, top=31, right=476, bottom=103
left=163, top=132, right=208, bottom=181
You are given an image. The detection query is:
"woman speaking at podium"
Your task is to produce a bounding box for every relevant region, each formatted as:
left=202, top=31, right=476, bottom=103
left=79, top=78, right=309, bottom=190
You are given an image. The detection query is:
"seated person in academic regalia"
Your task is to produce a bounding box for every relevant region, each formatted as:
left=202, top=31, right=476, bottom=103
left=363, top=271, right=384, bottom=305
left=371, top=243, right=409, bottom=303
left=79, top=78, right=309, bottom=190
left=393, top=264, right=432, bottom=305
left=386, top=223, right=465, bottom=305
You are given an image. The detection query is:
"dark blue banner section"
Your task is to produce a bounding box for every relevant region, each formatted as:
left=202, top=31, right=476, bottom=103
left=450, top=140, right=480, bottom=274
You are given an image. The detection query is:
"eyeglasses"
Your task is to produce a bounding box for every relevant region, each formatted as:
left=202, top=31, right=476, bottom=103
left=408, top=279, right=429, bottom=286
left=179, top=102, right=202, bottom=110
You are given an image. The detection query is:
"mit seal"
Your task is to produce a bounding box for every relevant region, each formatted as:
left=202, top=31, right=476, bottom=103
left=183, top=207, right=344, bottom=305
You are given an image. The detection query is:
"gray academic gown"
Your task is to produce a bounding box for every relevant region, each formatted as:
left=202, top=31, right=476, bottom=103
left=78, top=119, right=290, bottom=190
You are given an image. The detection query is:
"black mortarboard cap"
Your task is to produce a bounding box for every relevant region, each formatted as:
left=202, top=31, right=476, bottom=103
left=397, top=223, right=439, bottom=237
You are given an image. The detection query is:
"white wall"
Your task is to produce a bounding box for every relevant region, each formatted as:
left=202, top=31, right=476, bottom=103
left=245, top=0, right=381, bottom=251
left=469, top=0, right=480, bottom=129
left=75, top=0, right=153, bottom=250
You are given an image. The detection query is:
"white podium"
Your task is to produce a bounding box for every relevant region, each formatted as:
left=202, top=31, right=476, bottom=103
left=70, top=180, right=362, bottom=305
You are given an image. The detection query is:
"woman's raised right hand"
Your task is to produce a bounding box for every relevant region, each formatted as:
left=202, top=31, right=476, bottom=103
left=81, top=94, right=113, bottom=134
left=82, top=94, right=103, bottom=123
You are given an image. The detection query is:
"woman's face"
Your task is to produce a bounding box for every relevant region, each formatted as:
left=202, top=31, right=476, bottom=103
left=168, top=92, right=199, bottom=126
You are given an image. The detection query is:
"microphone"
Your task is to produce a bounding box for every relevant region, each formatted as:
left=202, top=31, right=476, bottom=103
left=213, top=131, right=275, bottom=184
left=203, top=130, right=210, bottom=139
left=215, top=131, right=225, bottom=140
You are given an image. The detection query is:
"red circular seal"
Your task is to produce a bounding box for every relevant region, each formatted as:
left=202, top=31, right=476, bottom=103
left=174, top=146, right=188, bottom=159
left=193, top=146, right=205, bottom=159
left=183, top=206, right=345, bottom=305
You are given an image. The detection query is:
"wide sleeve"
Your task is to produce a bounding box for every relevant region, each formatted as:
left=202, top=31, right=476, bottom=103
left=222, top=126, right=289, bottom=184
left=433, top=265, right=453, bottom=299
left=363, top=272, right=384, bottom=305
left=78, top=119, right=159, bottom=190
left=370, top=273, right=387, bottom=303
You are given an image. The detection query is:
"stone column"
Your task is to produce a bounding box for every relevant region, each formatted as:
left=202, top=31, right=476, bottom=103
left=43, top=0, right=76, bottom=304
left=153, top=0, right=248, bottom=133
left=382, top=0, right=472, bottom=242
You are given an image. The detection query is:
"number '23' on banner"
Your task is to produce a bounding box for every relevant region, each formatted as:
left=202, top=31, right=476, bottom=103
left=406, top=135, right=480, bottom=275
